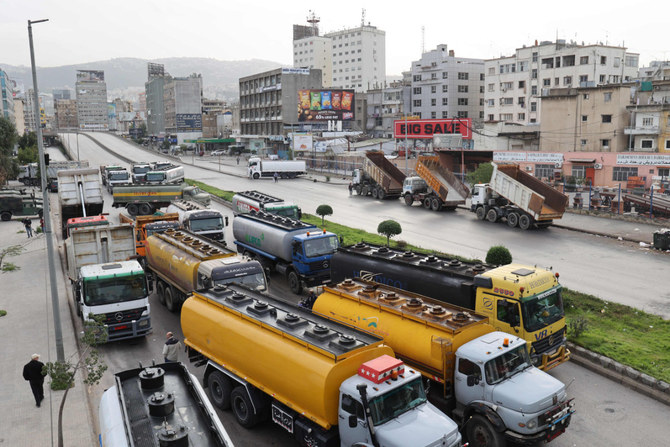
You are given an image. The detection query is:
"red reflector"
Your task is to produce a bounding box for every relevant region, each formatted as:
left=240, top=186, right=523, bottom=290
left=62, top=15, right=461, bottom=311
left=113, top=325, right=128, bottom=331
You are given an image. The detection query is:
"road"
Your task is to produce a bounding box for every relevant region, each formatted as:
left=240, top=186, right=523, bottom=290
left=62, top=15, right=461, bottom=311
left=54, top=132, right=669, bottom=445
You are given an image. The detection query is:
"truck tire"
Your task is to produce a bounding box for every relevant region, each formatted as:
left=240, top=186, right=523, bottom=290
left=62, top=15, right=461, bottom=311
left=208, top=371, right=232, bottom=410
left=287, top=271, right=302, bottom=294
left=506, top=212, right=519, bottom=228
left=431, top=198, right=442, bottom=211
left=404, top=195, right=414, bottom=206
left=355, top=185, right=362, bottom=195
left=486, top=209, right=498, bottom=223
left=139, top=203, right=152, bottom=216
left=475, top=207, right=486, bottom=220
left=1, top=211, right=11, bottom=221
left=423, top=198, right=431, bottom=209
left=253, top=173, right=260, bottom=180
left=377, top=187, right=386, bottom=200
left=371, top=187, right=379, bottom=199
left=231, top=386, right=260, bottom=428
left=361, top=185, right=369, bottom=196
left=156, top=281, right=166, bottom=305
left=466, top=414, right=504, bottom=447
left=164, top=287, right=178, bottom=312
left=518, top=214, right=532, bottom=230
left=127, top=203, right=139, bottom=216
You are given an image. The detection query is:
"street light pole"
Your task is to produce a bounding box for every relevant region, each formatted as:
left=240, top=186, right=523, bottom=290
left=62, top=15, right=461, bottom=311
left=76, top=131, right=80, bottom=163
left=29, top=18, right=64, bottom=363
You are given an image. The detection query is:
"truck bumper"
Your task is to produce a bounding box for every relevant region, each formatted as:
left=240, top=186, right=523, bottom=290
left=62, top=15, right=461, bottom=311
left=505, top=404, right=574, bottom=445
left=105, top=317, right=152, bottom=342
left=533, top=344, right=571, bottom=371
left=302, top=272, right=331, bottom=288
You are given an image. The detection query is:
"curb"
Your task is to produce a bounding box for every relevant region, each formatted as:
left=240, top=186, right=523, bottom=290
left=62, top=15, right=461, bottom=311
left=567, top=342, right=670, bottom=407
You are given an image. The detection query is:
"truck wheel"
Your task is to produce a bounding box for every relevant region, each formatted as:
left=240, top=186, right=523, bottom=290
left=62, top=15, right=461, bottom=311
left=431, top=198, right=442, bottom=211
left=164, top=287, right=177, bottom=312
left=1, top=211, right=11, bottom=221
left=361, top=186, right=369, bottom=196
left=475, top=207, right=486, bottom=220
left=231, top=386, right=260, bottom=428
left=371, top=187, right=379, bottom=199
left=156, top=281, right=166, bottom=305
left=127, top=203, right=139, bottom=216
left=486, top=209, right=498, bottom=223
left=139, top=203, right=152, bottom=215
left=466, top=414, right=504, bottom=447
left=507, top=212, right=519, bottom=228
left=377, top=187, right=386, bottom=200
left=288, top=271, right=303, bottom=294
left=208, top=371, right=232, bottom=410
left=404, top=195, right=414, bottom=206
left=423, top=198, right=432, bottom=209
left=519, top=214, right=532, bottom=230
left=355, top=185, right=362, bottom=195
left=253, top=173, right=260, bottom=180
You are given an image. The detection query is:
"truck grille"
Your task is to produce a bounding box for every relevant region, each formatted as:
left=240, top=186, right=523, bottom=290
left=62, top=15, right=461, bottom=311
left=308, top=259, right=330, bottom=271
left=532, top=327, right=565, bottom=355
left=101, top=307, right=146, bottom=325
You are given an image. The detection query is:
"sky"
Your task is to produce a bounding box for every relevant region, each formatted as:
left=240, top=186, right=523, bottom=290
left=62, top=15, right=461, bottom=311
left=2, top=0, right=668, bottom=76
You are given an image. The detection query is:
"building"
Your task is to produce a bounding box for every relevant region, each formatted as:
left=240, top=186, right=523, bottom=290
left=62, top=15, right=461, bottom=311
left=53, top=89, right=72, bottom=101
left=23, top=90, right=39, bottom=132
left=163, top=73, right=203, bottom=144
left=239, top=67, right=323, bottom=152
left=366, top=81, right=409, bottom=138
left=145, top=63, right=166, bottom=136
left=485, top=40, right=639, bottom=125
left=410, top=45, right=485, bottom=122
left=638, top=61, right=670, bottom=81
left=0, top=69, right=15, bottom=126
left=625, top=80, right=670, bottom=153
left=55, top=99, right=78, bottom=130
left=137, top=92, right=146, bottom=113
left=293, top=36, right=333, bottom=87
left=76, top=70, right=108, bottom=131
left=13, top=97, right=25, bottom=135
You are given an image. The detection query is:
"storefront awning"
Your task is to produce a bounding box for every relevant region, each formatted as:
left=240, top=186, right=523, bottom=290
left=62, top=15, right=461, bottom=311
left=569, top=158, right=596, bottom=163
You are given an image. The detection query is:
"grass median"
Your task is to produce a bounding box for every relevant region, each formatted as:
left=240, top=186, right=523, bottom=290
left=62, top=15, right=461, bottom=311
left=190, top=180, right=670, bottom=383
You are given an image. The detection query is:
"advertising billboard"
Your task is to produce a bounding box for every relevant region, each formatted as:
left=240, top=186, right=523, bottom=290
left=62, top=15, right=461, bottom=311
left=176, top=113, right=202, bottom=132
left=298, top=89, right=355, bottom=122
left=394, top=118, right=472, bottom=139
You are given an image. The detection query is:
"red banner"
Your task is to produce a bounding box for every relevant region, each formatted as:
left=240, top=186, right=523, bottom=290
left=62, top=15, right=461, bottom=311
left=393, top=118, right=472, bottom=139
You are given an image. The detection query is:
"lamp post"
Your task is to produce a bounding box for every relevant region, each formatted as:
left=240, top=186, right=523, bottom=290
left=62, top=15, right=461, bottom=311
left=29, top=18, right=64, bottom=362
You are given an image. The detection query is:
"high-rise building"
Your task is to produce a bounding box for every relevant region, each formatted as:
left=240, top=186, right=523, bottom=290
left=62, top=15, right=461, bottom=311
left=24, top=90, right=38, bottom=132
left=76, top=70, right=108, bottom=130
left=0, top=69, right=16, bottom=126
left=55, top=99, right=78, bottom=130
left=484, top=40, right=639, bottom=125
left=53, top=88, right=72, bottom=101
left=163, top=73, right=203, bottom=144
left=13, top=97, right=25, bottom=135
left=409, top=45, right=485, bottom=122
left=145, top=63, right=167, bottom=136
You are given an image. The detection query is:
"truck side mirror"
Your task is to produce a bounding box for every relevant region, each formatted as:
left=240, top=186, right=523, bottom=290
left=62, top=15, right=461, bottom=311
left=467, top=374, right=480, bottom=386
left=348, top=414, right=358, bottom=428
left=225, top=216, right=229, bottom=226
left=298, top=209, right=302, bottom=220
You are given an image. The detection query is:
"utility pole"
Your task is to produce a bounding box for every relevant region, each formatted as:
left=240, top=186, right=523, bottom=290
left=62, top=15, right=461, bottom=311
left=29, top=18, right=64, bottom=362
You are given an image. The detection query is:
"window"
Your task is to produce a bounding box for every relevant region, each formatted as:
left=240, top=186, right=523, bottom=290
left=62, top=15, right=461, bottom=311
left=554, top=77, right=560, bottom=86
left=413, top=87, right=422, bottom=94
left=531, top=85, right=538, bottom=95
left=580, top=56, right=589, bottom=65
left=641, top=139, right=653, bottom=149
left=341, top=394, right=364, bottom=420
left=500, top=113, right=513, bottom=120
left=458, top=358, right=481, bottom=380
left=581, top=139, right=587, bottom=146
left=501, top=82, right=513, bottom=90
left=458, top=72, right=469, bottom=80
left=518, top=80, right=526, bottom=88
left=442, top=98, right=448, bottom=105
left=581, top=115, right=588, bottom=122
left=579, top=75, right=588, bottom=84
left=518, top=113, right=525, bottom=120
left=458, top=98, right=469, bottom=105
left=480, top=86, right=485, bottom=93
left=443, top=85, right=449, bottom=93
left=413, top=100, right=422, bottom=107
left=530, top=102, right=537, bottom=112
left=659, top=167, right=669, bottom=177
left=518, top=97, right=525, bottom=105
left=442, top=111, right=450, bottom=118
left=480, top=98, right=485, bottom=106
left=413, top=74, right=421, bottom=81
left=488, top=83, right=494, bottom=92
left=572, top=165, right=586, bottom=178
left=543, top=78, right=551, bottom=86
left=480, top=73, right=485, bottom=80
left=442, top=72, right=449, bottom=79
left=431, top=111, right=437, bottom=118
left=457, top=111, right=468, bottom=118
left=535, top=164, right=555, bottom=180
left=600, top=75, right=606, bottom=83
left=531, top=69, right=538, bottom=79
left=613, top=167, right=638, bottom=181
left=583, top=93, right=590, bottom=100
left=431, top=99, right=437, bottom=106
left=602, top=115, right=612, bottom=123
left=642, top=117, right=654, bottom=127
left=431, top=73, right=437, bottom=80
left=488, top=67, right=495, bottom=75
left=564, top=76, right=572, bottom=85
left=458, top=85, right=469, bottom=93
left=501, top=98, right=513, bottom=105
left=532, top=52, right=538, bottom=62
left=600, top=56, right=607, bottom=65
left=601, top=139, right=610, bottom=149
left=488, top=114, right=495, bottom=121
left=614, top=57, right=621, bottom=68
left=431, top=86, right=437, bottom=94
left=625, top=55, right=639, bottom=67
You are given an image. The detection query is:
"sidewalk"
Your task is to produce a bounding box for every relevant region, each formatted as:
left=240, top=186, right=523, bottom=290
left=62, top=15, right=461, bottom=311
left=0, top=216, right=95, bottom=446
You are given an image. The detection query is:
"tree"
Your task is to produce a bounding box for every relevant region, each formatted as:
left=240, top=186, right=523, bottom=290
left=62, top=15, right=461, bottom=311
left=44, top=315, right=108, bottom=447
left=316, top=204, right=333, bottom=225
left=377, top=220, right=402, bottom=247
left=486, top=245, right=513, bottom=265
left=18, top=131, right=37, bottom=150
left=466, top=162, right=493, bottom=187
left=0, top=117, right=19, bottom=184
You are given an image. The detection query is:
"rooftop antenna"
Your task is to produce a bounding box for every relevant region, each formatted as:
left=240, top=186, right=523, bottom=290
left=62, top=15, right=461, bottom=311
left=307, top=10, right=320, bottom=36
left=361, top=8, right=366, bottom=27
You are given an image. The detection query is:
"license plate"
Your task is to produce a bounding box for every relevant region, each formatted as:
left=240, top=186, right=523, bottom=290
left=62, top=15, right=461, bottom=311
left=272, top=403, right=293, bottom=434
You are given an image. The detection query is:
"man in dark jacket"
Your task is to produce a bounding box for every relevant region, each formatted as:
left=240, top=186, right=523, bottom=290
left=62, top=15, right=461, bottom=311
left=23, top=353, right=46, bottom=407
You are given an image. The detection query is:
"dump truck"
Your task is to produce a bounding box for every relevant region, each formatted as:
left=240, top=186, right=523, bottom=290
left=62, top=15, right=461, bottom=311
left=0, top=191, right=43, bottom=221
left=112, top=182, right=210, bottom=216
left=64, top=225, right=152, bottom=341
left=145, top=229, right=266, bottom=312
left=233, top=211, right=338, bottom=294
left=99, top=362, right=234, bottom=447
left=313, top=278, right=575, bottom=446
left=118, top=212, right=180, bottom=259
left=166, top=200, right=227, bottom=242
left=402, top=155, right=469, bottom=211
left=57, top=168, right=105, bottom=238
left=352, top=151, right=406, bottom=200
left=64, top=214, right=110, bottom=239
left=18, top=160, right=89, bottom=186
left=471, top=163, right=568, bottom=230
left=231, top=190, right=302, bottom=220
left=330, top=242, right=570, bottom=371
left=182, top=284, right=462, bottom=447
left=247, top=157, right=306, bottom=179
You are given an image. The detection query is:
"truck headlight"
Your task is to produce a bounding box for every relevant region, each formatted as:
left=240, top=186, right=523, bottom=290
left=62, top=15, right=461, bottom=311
left=527, top=419, right=537, bottom=429
left=138, top=320, right=149, bottom=328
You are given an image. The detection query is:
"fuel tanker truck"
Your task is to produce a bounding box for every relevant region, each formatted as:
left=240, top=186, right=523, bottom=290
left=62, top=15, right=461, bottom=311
left=312, top=278, right=575, bottom=447
left=145, top=229, right=267, bottom=312
left=331, top=242, right=569, bottom=371
left=181, top=284, right=463, bottom=447
left=233, top=211, right=339, bottom=294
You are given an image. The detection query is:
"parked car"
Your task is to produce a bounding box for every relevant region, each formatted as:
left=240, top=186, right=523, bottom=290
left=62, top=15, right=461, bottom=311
left=211, top=150, right=226, bottom=156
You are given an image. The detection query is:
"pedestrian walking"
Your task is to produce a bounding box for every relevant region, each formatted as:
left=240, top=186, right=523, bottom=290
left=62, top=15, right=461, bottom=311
left=236, top=156, right=240, bottom=165
left=23, top=354, right=46, bottom=407
left=348, top=182, right=353, bottom=196
left=22, top=218, right=33, bottom=238
left=273, top=172, right=279, bottom=183
left=162, top=331, right=182, bottom=363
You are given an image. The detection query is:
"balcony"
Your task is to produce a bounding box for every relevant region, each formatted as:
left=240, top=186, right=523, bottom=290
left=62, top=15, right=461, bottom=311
left=624, top=126, right=660, bottom=135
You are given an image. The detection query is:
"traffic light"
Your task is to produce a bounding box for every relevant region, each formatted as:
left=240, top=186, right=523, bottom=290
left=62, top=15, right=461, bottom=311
left=44, top=153, right=50, bottom=166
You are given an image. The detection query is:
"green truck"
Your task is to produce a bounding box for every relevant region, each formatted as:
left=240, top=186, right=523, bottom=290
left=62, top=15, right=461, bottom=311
left=111, top=183, right=210, bottom=216
left=0, top=190, right=43, bottom=221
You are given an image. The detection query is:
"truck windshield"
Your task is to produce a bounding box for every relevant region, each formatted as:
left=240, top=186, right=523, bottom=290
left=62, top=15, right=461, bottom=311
left=484, top=344, right=532, bottom=385
left=521, top=287, right=565, bottom=333
left=109, top=172, right=129, bottom=180
left=133, top=166, right=151, bottom=174
left=368, top=378, right=427, bottom=425
left=214, top=272, right=267, bottom=292
left=303, top=235, right=339, bottom=258
left=189, top=216, right=224, bottom=232
left=84, top=273, right=147, bottom=306
left=269, top=207, right=300, bottom=220
left=145, top=172, right=166, bottom=182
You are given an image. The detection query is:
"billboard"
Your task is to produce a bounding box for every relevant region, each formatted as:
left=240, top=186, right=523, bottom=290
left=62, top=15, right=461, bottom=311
left=394, top=118, right=472, bottom=139
left=292, top=134, right=313, bottom=152
left=298, top=89, right=355, bottom=122
left=76, top=70, right=105, bottom=82
left=176, top=113, right=202, bottom=132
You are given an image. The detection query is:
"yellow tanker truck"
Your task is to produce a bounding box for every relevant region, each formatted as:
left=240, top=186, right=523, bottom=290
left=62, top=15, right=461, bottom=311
left=182, top=285, right=463, bottom=447
left=144, top=229, right=266, bottom=312
left=313, top=279, right=575, bottom=447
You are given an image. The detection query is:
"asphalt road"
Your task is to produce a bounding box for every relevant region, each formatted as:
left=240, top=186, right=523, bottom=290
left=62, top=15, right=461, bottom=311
left=55, top=132, right=669, bottom=446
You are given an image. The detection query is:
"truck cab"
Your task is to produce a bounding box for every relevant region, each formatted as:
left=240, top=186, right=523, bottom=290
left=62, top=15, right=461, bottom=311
left=289, top=230, right=339, bottom=293
left=65, top=215, right=109, bottom=239
left=454, top=332, right=574, bottom=445
left=131, top=162, right=152, bottom=183
left=106, top=168, right=130, bottom=192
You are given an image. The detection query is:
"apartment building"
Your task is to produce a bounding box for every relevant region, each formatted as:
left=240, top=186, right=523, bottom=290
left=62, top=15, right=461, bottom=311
left=0, top=69, right=15, bottom=126
left=145, top=63, right=167, bottom=136
left=23, top=90, right=39, bottom=132
left=366, top=81, right=409, bottom=138
left=76, top=70, right=108, bottom=131
left=485, top=40, right=639, bottom=125
left=55, top=99, right=78, bottom=130
left=625, top=80, right=670, bottom=153
left=13, top=97, right=25, bottom=135
left=163, top=74, right=203, bottom=144
left=293, top=35, right=333, bottom=88
left=410, top=45, right=485, bottom=122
